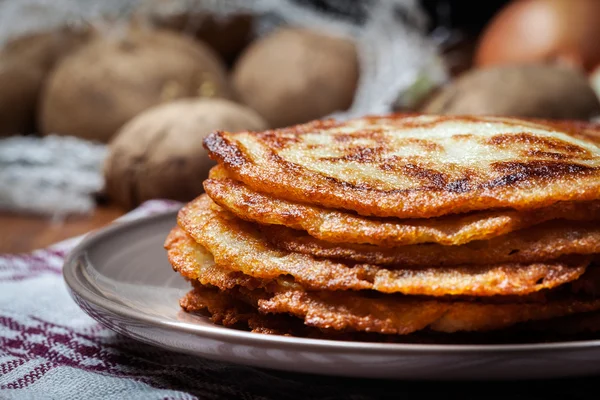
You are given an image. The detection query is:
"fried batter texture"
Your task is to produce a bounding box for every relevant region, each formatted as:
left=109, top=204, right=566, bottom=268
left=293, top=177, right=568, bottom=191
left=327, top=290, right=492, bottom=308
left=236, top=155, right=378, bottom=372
left=259, top=221, right=600, bottom=266
left=182, top=285, right=600, bottom=342
left=175, top=200, right=589, bottom=297
left=166, top=227, right=600, bottom=334
left=204, top=115, right=600, bottom=218
left=165, top=114, right=600, bottom=342
left=204, top=166, right=600, bottom=246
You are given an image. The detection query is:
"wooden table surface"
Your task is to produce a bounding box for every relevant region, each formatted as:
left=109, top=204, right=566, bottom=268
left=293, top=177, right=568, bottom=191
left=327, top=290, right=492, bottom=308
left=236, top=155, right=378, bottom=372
left=0, top=205, right=126, bottom=254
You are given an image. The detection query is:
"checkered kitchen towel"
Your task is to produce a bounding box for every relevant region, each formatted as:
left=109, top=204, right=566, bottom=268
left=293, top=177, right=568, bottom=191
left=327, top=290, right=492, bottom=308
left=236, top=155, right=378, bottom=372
left=1, top=200, right=599, bottom=400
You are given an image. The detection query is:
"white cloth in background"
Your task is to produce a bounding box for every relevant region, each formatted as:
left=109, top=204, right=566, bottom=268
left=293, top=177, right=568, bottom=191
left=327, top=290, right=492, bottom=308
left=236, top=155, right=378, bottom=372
left=0, top=135, right=107, bottom=216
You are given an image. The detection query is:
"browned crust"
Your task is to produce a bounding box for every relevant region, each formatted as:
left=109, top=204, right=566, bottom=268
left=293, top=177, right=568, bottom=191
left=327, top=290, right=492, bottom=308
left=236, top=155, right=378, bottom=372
left=179, top=284, right=311, bottom=336
left=183, top=284, right=600, bottom=343
left=258, top=289, right=600, bottom=334
left=203, top=114, right=600, bottom=218
left=204, top=168, right=600, bottom=246
left=169, top=206, right=590, bottom=298
left=167, top=234, right=600, bottom=334
left=259, top=221, right=600, bottom=266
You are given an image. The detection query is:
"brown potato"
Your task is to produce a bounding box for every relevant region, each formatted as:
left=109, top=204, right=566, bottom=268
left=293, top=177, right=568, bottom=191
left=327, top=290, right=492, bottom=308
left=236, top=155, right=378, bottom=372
left=232, top=28, right=359, bottom=128
left=149, top=12, right=253, bottom=64
left=3, top=26, right=92, bottom=71
left=104, top=98, right=268, bottom=209
left=40, top=28, right=233, bottom=143
left=422, top=64, right=600, bottom=120
left=134, top=0, right=254, bottom=63
left=0, top=27, right=91, bottom=136
left=0, top=58, right=44, bottom=136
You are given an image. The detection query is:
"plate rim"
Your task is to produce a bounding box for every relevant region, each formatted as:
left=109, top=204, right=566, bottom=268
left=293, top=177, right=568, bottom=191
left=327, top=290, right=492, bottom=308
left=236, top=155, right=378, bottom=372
left=63, top=209, right=600, bottom=355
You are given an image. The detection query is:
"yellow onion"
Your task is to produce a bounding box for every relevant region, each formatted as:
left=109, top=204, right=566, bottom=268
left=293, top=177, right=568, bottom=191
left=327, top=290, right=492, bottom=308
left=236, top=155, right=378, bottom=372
left=476, top=0, right=600, bottom=72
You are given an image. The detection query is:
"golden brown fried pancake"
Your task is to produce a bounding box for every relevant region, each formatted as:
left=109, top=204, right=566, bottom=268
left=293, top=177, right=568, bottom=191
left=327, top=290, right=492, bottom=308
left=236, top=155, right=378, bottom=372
left=180, top=283, right=423, bottom=340
left=259, top=221, right=600, bottom=266
left=171, top=204, right=589, bottom=297
left=531, top=118, right=600, bottom=145
left=204, top=115, right=600, bottom=218
left=166, top=226, right=570, bottom=303
left=258, top=289, right=600, bottom=334
left=181, top=283, right=600, bottom=344
left=180, top=284, right=260, bottom=329
left=180, top=285, right=384, bottom=339
left=168, top=228, right=442, bottom=334
left=166, top=225, right=276, bottom=291
left=167, top=230, right=600, bottom=334
left=204, top=168, right=600, bottom=246
left=182, top=284, right=600, bottom=342
left=179, top=284, right=306, bottom=335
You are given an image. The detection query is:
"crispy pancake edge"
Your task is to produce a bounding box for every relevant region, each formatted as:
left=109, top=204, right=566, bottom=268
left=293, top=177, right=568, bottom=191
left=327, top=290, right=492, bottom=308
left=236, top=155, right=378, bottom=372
left=259, top=221, right=600, bottom=266
left=204, top=114, right=600, bottom=218
left=168, top=209, right=590, bottom=297
left=204, top=169, right=600, bottom=246
left=182, top=284, right=600, bottom=342
left=166, top=231, right=600, bottom=335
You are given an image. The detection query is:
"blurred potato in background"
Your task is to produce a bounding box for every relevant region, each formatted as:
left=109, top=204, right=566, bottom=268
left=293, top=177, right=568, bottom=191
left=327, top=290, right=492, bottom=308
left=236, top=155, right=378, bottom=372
left=39, top=28, right=233, bottom=143
left=422, top=64, right=600, bottom=120
left=104, top=98, right=268, bottom=208
left=0, top=26, right=90, bottom=136
left=232, top=28, right=359, bottom=129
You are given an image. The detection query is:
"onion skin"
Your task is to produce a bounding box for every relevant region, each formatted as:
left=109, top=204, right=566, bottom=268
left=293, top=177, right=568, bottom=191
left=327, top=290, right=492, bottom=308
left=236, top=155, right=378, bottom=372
left=476, top=0, right=600, bottom=72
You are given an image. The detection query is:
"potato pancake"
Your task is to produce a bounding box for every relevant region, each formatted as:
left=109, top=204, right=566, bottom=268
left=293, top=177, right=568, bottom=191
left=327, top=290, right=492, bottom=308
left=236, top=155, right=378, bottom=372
left=168, top=114, right=600, bottom=342
left=182, top=285, right=600, bottom=342
left=204, top=168, right=600, bottom=246
left=259, top=289, right=600, bottom=334
left=171, top=205, right=589, bottom=297
left=204, top=115, right=600, bottom=218
left=166, top=229, right=600, bottom=334
left=258, top=221, right=600, bottom=266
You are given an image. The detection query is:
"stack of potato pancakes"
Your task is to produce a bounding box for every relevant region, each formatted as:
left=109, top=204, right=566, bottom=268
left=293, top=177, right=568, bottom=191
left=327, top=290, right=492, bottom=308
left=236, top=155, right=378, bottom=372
left=165, top=114, right=600, bottom=342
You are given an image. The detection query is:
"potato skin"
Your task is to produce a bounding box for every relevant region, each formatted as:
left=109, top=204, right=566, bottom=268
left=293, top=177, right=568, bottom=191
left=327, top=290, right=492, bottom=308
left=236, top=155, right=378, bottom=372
left=232, top=28, right=359, bottom=128
left=422, top=65, right=600, bottom=120
left=40, top=28, right=233, bottom=142
left=3, top=27, right=91, bottom=71
left=104, top=98, right=268, bottom=209
left=0, top=27, right=90, bottom=136
left=0, top=59, right=44, bottom=136
left=147, top=11, right=254, bottom=64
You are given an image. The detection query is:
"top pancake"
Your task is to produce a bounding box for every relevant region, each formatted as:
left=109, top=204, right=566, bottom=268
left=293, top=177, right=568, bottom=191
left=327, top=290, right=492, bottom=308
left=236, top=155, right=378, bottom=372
left=204, top=114, right=600, bottom=218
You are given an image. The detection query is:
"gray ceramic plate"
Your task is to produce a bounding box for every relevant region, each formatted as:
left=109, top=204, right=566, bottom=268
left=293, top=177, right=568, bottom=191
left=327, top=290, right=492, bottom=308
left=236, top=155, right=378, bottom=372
left=63, top=211, right=600, bottom=380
